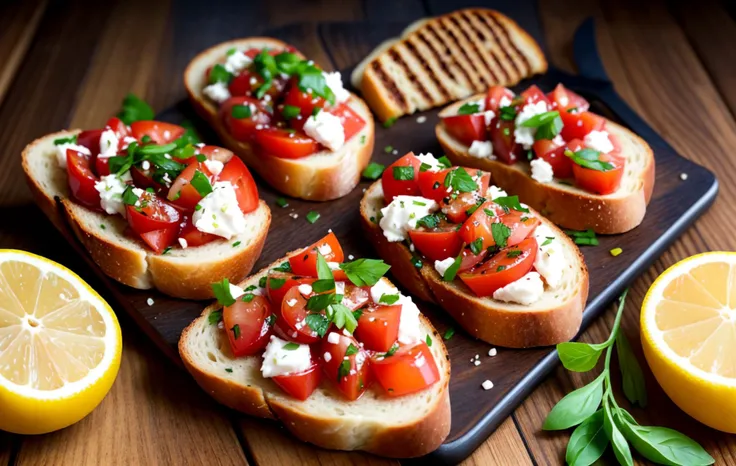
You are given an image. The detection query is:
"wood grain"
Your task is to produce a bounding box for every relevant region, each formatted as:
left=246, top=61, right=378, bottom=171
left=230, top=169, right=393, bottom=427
left=0, top=0, right=47, bottom=106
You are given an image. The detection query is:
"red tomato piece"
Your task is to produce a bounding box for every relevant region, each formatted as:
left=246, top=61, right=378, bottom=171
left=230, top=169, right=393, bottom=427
left=442, top=113, right=487, bottom=146
left=342, top=284, right=370, bottom=311
left=222, top=296, right=273, bottom=357
left=370, top=342, right=439, bottom=397
left=66, top=149, right=101, bottom=209
left=105, top=117, right=130, bottom=140
left=547, top=84, right=589, bottom=113
left=178, top=216, right=218, bottom=247
left=533, top=138, right=572, bottom=179
left=95, top=156, right=111, bottom=177
left=458, top=247, right=487, bottom=273
left=288, top=232, right=344, bottom=277
left=272, top=362, right=322, bottom=401
left=130, top=121, right=185, bottom=144
left=520, top=85, right=551, bottom=106
left=266, top=272, right=315, bottom=310
left=490, top=120, right=521, bottom=164
left=505, top=212, right=541, bottom=246
left=459, top=202, right=538, bottom=250
left=220, top=96, right=272, bottom=142
left=330, top=103, right=365, bottom=142
left=572, top=153, right=625, bottom=195
left=280, top=286, right=321, bottom=344
left=355, top=304, right=401, bottom=352
left=255, top=128, right=319, bottom=159
left=417, top=168, right=451, bottom=203
left=560, top=111, right=606, bottom=141
left=321, top=333, right=370, bottom=401
left=217, top=156, right=259, bottom=214
left=76, top=129, right=103, bottom=156
left=126, top=192, right=180, bottom=235
left=381, top=152, right=421, bottom=203
left=139, top=228, right=179, bottom=255
left=484, top=86, right=515, bottom=113
left=167, top=161, right=213, bottom=211
left=458, top=237, right=538, bottom=296
left=282, top=81, right=326, bottom=119
left=409, top=227, right=463, bottom=261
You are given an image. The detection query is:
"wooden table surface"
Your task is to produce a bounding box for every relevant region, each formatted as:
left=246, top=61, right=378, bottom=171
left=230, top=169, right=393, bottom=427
left=1, top=0, right=736, bottom=464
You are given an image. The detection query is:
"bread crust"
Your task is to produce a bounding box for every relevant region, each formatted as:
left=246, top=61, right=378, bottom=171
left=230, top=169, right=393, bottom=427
left=360, top=181, right=588, bottom=348
left=184, top=38, right=375, bottom=201
left=22, top=131, right=271, bottom=299
left=178, top=255, right=451, bottom=458
left=436, top=95, right=655, bottom=234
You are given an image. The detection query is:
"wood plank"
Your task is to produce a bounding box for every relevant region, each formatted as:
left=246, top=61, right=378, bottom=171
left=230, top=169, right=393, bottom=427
left=0, top=433, right=14, bottom=466
left=264, top=0, right=363, bottom=26
left=459, top=418, right=533, bottom=466
left=0, top=0, right=47, bottom=106
left=515, top=0, right=736, bottom=464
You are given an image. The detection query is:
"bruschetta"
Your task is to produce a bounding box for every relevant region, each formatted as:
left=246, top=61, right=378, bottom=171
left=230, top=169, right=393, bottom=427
left=436, top=84, right=655, bottom=234
left=178, top=233, right=451, bottom=457
left=22, top=100, right=270, bottom=300
left=350, top=8, right=547, bottom=123
left=184, top=38, right=375, bottom=201
left=359, top=152, right=588, bottom=348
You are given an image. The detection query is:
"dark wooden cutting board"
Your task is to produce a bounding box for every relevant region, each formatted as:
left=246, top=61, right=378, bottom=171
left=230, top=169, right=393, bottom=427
left=51, top=20, right=718, bottom=465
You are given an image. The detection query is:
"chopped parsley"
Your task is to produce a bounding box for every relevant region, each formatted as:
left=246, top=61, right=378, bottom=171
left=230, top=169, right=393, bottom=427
left=305, top=211, right=320, bottom=224
left=211, top=279, right=236, bottom=307
left=379, top=293, right=400, bottom=305
left=493, top=195, right=529, bottom=213
left=442, top=253, right=463, bottom=282
left=231, top=104, right=252, bottom=119
left=208, top=310, right=223, bottom=325
left=491, top=223, right=512, bottom=249
left=383, top=117, right=397, bottom=128
left=275, top=197, right=289, bottom=208
left=281, top=104, right=301, bottom=119
left=457, top=102, right=480, bottom=115
left=283, top=342, right=300, bottom=350
left=392, top=166, right=414, bottom=181
left=565, top=228, right=599, bottom=246
left=362, top=162, right=385, bottom=180
left=443, top=328, right=455, bottom=340
left=565, top=148, right=615, bottom=172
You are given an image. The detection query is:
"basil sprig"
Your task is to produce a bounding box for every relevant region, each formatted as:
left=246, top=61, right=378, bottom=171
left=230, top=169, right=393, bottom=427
left=545, top=291, right=714, bottom=466
left=565, top=148, right=615, bottom=172
left=117, top=93, right=154, bottom=125
left=457, top=102, right=480, bottom=115
left=520, top=110, right=563, bottom=140
left=252, top=50, right=336, bottom=105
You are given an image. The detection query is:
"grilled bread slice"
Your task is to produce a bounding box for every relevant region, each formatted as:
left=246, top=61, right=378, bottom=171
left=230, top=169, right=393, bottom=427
left=22, top=130, right=271, bottom=300
left=436, top=94, right=656, bottom=234
left=185, top=38, right=375, bottom=201
left=179, top=258, right=451, bottom=458
left=360, top=181, right=589, bottom=348
left=351, top=9, right=547, bottom=122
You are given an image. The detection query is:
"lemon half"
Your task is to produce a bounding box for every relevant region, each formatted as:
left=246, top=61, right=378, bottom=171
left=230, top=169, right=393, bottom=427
left=0, top=250, right=122, bottom=434
left=641, top=252, right=736, bottom=432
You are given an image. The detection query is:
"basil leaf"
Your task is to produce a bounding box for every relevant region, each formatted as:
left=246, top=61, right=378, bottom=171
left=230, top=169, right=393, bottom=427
left=442, top=253, right=463, bottom=282
left=211, top=279, right=236, bottom=307
left=268, top=277, right=286, bottom=290
left=208, top=310, right=222, bottom=325
left=121, top=186, right=139, bottom=206
left=138, top=142, right=177, bottom=156
left=535, top=114, right=563, bottom=140
left=312, top=278, right=335, bottom=293
left=392, top=166, right=414, bottom=181
left=557, top=341, right=606, bottom=372
left=416, top=213, right=440, bottom=229
left=339, top=259, right=390, bottom=287
left=231, top=104, right=252, bottom=119
left=603, top=403, right=634, bottom=466
left=437, top=156, right=452, bottom=168
left=379, top=293, right=399, bottom=305
left=117, top=93, right=154, bottom=125
left=565, top=409, right=608, bottom=466
left=490, top=223, right=511, bottom=249
left=543, top=373, right=604, bottom=430
left=618, top=418, right=714, bottom=466
left=493, top=195, right=529, bottom=213
left=443, top=167, right=478, bottom=193
left=520, top=110, right=560, bottom=128
left=315, top=251, right=334, bottom=281
left=337, top=359, right=351, bottom=381
left=362, top=162, right=385, bottom=180
left=283, top=342, right=300, bottom=350
left=272, top=261, right=291, bottom=273
left=469, top=238, right=483, bottom=256
left=274, top=52, right=302, bottom=74
left=345, top=343, right=359, bottom=356
left=282, top=104, right=301, bottom=119
left=189, top=170, right=213, bottom=197
left=305, top=313, right=329, bottom=337
left=615, top=332, right=647, bottom=407
left=566, top=148, right=615, bottom=172
left=208, top=64, right=233, bottom=84
left=54, top=135, right=78, bottom=145
left=457, top=102, right=480, bottom=115
left=498, top=106, right=517, bottom=121
left=329, top=303, right=358, bottom=333
left=297, top=66, right=336, bottom=105
left=306, top=293, right=335, bottom=311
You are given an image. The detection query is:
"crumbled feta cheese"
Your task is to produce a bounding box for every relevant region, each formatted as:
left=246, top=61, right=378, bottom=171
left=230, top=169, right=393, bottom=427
left=327, top=332, right=341, bottom=344
left=322, top=71, right=350, bottom=104
left=415, top=153, right=443, bottom=171
left=434, top=257, right=456, bottom=277
left=297, top=284, right=312, bottom=296
left=379, top=195, right=438, bottom=242
left=303, top=110, right=345, bottom=151
left=552, top=135, right=565, bottom=146
left=203, top=82, right=231, bottom=103
left=121, top=136, right=137, bottom=150
left=348, top=254, right=355, bottom=260
left=514, top=101, right=549, bottom=150
left=335, top=281, right=345, bottom=297
left=327, top=261, right=340, bottom=271
left=178, top=238, right=188, bottom=249
left=260, top=336, right=311, bottom=378
left=229, top=284, right=245, bottom=299
left=369, top=279, right=396, bottom=303
left=147, top=298, right=154, bottom=306
left=98, top=129, right=119, bottom=159
left=192, top=181, right=247, bottom=239
left=533, top=224, right=565, bottom=289
left=530, top=158, right=554, bottom=183
left=584, top=130, right=613, bottom=154
left=416, top=116, right=427, bottom=124
left=493, top=272, right=545, bottom=305
left=482, top=110, right=495, bottom=126
left=94, top=172, right=132, bottom=216
left=223, top=50, right=252, bottom=74
left=680, top=173, right=688, bottom=181
left=204, top=160, right=224, bottom=176
left=488, top=348, right=497, bottom=357
left=317, top=243, right=332, bottom=255
left=499, top=96, right=513, bottom=108
left=486, top=185, right=508, bottom=200
left=323, top=352, right=332, bottom=362
left=473, top=360, right=481, bottom=366
left=286, top=298, right=297, bottom=307
left=141, top=160, right=151, bottom=171
left=482, top=380, right=494, bottom=390
left=468, top=140, right=494, bottom=159
left=56, top=143, right=90, bottom=169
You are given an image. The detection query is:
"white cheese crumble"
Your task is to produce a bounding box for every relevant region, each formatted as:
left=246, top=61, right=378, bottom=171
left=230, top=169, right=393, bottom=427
left=434, top=257, right=456, bottom=277
left=492, top=271, right=545, bottom=305
left=530, top=158, right=554, bottom=183
left=94, top=172, right=132, bottom=216
left=322, top=71, right=350, bottom=104
left=98, top=129, right=119, bottom=159
left=56, top=143, right=90, bottom=169
left=482, top=110, right=495, bottom=126
left=323, top=352, right=332, bottom=362
left=369, top=279, right=422, bottom=344
left=297, top=284, right=312, bottom=296
left=488, top=348, right=497, bottom=357
left=416, top=116, right=427, bottom=124
left=379, top=195, right=438, bottom=242
left=326, top=332, right=341, bottom=344
left=533, top=224, right=565, bottom=289
left=482, top=380, right=494, bottom=390
left=514, top=100, right=549, bottom=150
left=680, top=173, right=688, bottom=181
left=192, top=181, right=247, bottom=239
left=223, top=50, right=252, bottom=74
left=204, top=160, right=224, bottom=176
left=229, top=283, right=246, bottom=299
left=303, top=110, right=345, bottom=151
left=260, top=336, right=311, bottom=378
left=203, top=82, right=231, bottom=103
left=468, top=140, right=494, bottom=159
left=584, top=130, right=613, bottom=154
left=486, top=185, right=508, bottom=200
left=147, top=298, right=154, bottom=306
left=499, top=96, right=513, bottom=108
left=415, top=153, right=443, bottom=171
left=178, top=238, right=188, bottom=249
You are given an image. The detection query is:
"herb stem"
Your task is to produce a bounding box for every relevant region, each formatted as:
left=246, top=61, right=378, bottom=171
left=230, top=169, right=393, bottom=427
left=602, top=288, right=629, bottom=347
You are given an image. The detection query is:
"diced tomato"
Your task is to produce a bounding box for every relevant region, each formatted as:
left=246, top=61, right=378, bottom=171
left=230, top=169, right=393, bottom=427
left=129, top=165, right=164, bottom=192
left=227, top=69, right=276, bottom=98
left=217, top=156, right=259, bottom=213
left=371, top=342, right=439, bottom=397
left=458, top=247, right=487, bottom=273
left=66, top=149, right=101, bottom=209
left=520, top=85, right=551, bottom=107
left=381, top=152, right=421, bottom=203
left=222, top=296, right=273, bottom=357
left=560, top=110, right=606, bottom=141
left=266, top=272, right=315, bottom=309
left=105, top=117, right=130, bottom=140
left=95, top=156, right=111, bottom=177
left=485, top=86, right=515, bottom=113
left=533, top=138, right=572, bottom=178
left=76, top=129, right=103, bottom=156
left=443, top=191, right=483, bottom=224
left=279, top=286, right=321, bottom=344
left=272, top=362, right=321, bottom=401
left=167, top=161, right=213, bottom=211
left=288, top=232, right=344, bottom=277
left=342, top=284, right=370, bottom=311
left=321, top=333, right=370, bottom=401
left=490, top=120, right=521, bottom=164
left=330, top=103, right=365, bottom=142
left=505, top=212, right=541, bottom=246
left=125, top=193, right=181, bottom=253
left=220, top=96, right=272, bottom=142
left=567, top=138, right=585, bottom=153
left=139, top=228, right=179, bottom=255
left=458, top=238, right=538, bottom=296
left=547, top=84, right=589, bottom=113
left=178, top=216, right=218, bottom=247
left=572, top=153, right=625, bottom=195
left=255, top=128, right=319, bottom=159
left=442, top=113, right=487, bottom=146
left=283, top=81, right=327, bottom=119
left=459, top=202, right=538, bottom=250
left=355, top=304, right=401, bottom=352
left=199, top=145, right=235, bottom=163
left=417, top=168, right=451, bottom=203
left=409, top=227, right=463, bottom=261
left=130, top=121, right=185, bottom=144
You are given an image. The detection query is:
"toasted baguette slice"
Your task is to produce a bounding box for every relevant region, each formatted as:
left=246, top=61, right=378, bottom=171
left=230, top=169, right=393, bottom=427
left=360, top=181, right=589, bottom=348
left=351, top=9, right=547, bottom=122
left=436, top=94, right=656, bottom=234
left=179, top=257, right=451, bottom=458
left=184, top=38, right=375, bottom=201
left=22, top=131, right=271, bottom=300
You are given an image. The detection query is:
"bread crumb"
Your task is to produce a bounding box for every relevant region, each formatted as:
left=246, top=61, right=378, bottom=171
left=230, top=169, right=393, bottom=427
left=488, top=348, right=497, bottom=357
left=482, top=380, right=494, bottom=390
